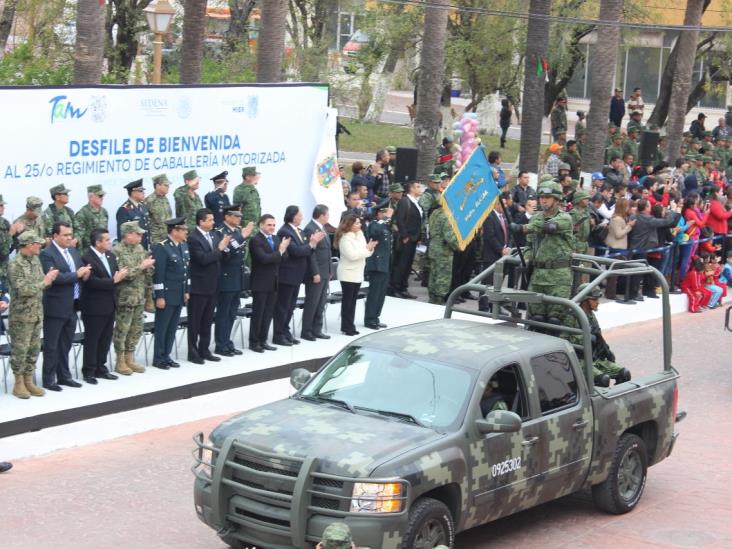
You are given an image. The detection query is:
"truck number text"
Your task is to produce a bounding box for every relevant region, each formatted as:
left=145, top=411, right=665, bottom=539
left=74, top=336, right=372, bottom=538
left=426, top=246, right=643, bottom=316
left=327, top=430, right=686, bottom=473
left=491, top=457, right=521, bottom=477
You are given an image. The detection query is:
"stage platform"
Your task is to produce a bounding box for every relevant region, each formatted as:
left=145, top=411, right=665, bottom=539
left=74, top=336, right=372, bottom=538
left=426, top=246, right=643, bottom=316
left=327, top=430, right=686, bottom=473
left=0, top=290, right=689, bottom=460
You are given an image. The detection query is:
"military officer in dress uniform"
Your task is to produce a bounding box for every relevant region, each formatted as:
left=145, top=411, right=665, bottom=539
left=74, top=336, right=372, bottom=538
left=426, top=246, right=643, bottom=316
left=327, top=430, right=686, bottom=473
left=204, top=171, right=231, bottom=228
left=364, top=201, right=393, bottom=329
left=116, top=179, right=150, bottom=249
left=214, top=206, right=255, bottom=356
left=151, top=217, right=190, bottom=369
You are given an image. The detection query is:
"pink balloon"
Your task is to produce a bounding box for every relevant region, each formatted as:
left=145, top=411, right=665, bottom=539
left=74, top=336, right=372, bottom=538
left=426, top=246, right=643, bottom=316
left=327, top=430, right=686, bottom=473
left=455, top=160, right=462, bottom=168
left=465, top=131, right=475, bottom=139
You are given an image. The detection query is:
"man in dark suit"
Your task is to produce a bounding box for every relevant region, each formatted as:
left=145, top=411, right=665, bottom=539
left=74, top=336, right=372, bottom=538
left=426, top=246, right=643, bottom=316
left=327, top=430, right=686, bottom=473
left=80, top=228, right=126, bottom=384
left=273, top=206, right=325, bottom=346
left=152, top=217, right=190, bottom=368
left=40, top=221, right=92, bottom=391
left=481, top=196, right=512, bottom=282
left=187, top=208, right=229, bottom=364
left=249, top=214, right=289, bottom=352
left=301, top=204, right=332, bottom=341
left=364, top=202, right=393, bottom=329
left=389, top=180, right=423, bottom=299
left=214, top=206, right=254, bottom=356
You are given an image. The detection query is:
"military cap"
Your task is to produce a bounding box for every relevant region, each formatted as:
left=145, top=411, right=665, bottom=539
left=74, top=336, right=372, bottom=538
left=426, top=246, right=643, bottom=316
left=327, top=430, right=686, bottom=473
left=389, top=182, right=405, bottom=192
left=429, top=174, right=441, bottom=183
left=440, top=172, right=451, bottom=180
left=223, top=205, right=242, bottom=217
left=704, top=130, right=712, bottom=137
left=614, top=87, right=622, bottom=92
left=211, top=171, right=228, bottom=183
left=17, top=231, right=44, bottom=247
left=539, top=174, right=555, bottom=183
left=566, top=179, right=579, bottom=189
left=87, top=184, right=106, bottom=196
left=558, top=162, right=570, bottom=171
left=537, top=182, right=563, bottom=199
left=165, top=216, right=187, bottom=228
left=630, top=109, right=642, bottom=116
left=124, top=179, right=145, bottom=193
left=608, top=122, right=617, bottom=128
left=152, top=173, right=170, bottom=186
left=702, top=156, right=713, bottom=162
left=698, top=112, right=706, bottom=119
left=576, top=282, right=603, bottom=300
left=684, top=154, right=696, bottom=161
left=0, top=194, right=5, bottom=205
left=26, top=196, right=43, bottom=211
left=242, top=166, right=260, bottom=177
left=49, top=184, right=71, bottom=197
left=320, top=522, right=353, bottom=549
left=695, top=154, right=703, bottom=161
left=612, top=133, right=623, bottom=141
left=385, top=145, right=397, bottom=153
left=576, top=110, right=585, bottom=117
left=627, top=126, right=639, bottom=134
left=121, top=220, right=146, bottom=235
left=375, top=197, right=391, bottom=211
left=183, top=169, right=199, bottom=181
left=573, top=189, right=590, bottom=201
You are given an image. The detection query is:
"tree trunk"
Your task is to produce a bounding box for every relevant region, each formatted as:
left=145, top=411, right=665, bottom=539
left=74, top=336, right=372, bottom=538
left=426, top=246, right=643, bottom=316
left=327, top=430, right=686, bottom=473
left=226, top=0, right=256, bottom=52
left=414, top=0, right=449, bottom=182
left=583, top=0, right=622, bottom=173
left=180, top=0, right=208, bottom=84
left=518, top=0, right=551, bottom=173
left=362, top=49, right=402, bottom=123
left=0, top=0, right=18, bottom=57
left=257, top=0, right=287, bottom=82
left=105, top=0, right=154, bottom=83
left=73, top=0, right=106, bottom=84
left=665, top=0, right=705, bottom=161
left=543, top=26, right=595, bottom=116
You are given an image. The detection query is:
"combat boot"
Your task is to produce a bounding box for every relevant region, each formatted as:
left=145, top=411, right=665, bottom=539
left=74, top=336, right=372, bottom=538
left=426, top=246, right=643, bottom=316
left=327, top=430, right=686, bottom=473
left=23, top=373, right=45, bottom=397
left=125, top=352, right=145, bottom=373
left=115, top=352, right=133, bottom=376
left=594, top=374, right=611, bottom=388
left=12, top=374, right=30, bottom=399
left=615, top=368, right=632, bottom=384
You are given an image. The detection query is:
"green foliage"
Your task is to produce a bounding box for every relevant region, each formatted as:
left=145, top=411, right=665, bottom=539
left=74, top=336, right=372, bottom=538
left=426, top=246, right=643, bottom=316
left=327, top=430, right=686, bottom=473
left=162, top=43, right=256, bottom=84
left=0, top=43, right=72, bottom=85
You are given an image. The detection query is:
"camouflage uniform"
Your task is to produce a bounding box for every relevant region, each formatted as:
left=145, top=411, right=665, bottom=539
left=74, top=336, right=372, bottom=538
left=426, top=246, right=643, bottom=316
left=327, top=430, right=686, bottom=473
left=232, top=183, right=261, bottom=229
left=14, top=196, right=46, bottom=248
left=0, top=204, right=13, bottom=287
left=144, top=188, right=173, bottom=247
left=427, top=207, right=459, bottom=304
left=173, top=185, right=203, bottom=232
left=8, top=239, right=45, bottom=375
left=418, top=182, right=441, bottom=285
left=320, top=522, right=353, bottom=549
left=42, top=203, right=76, bottom=239
left=569, top=195, right=591, bottom=254
left=112, top=236, right=152, bottom=355
left=605, top=140, right=624, bottom=164
left=75, top=186, right=109, bottom=253
left=550, top=104, right=567, bottom=140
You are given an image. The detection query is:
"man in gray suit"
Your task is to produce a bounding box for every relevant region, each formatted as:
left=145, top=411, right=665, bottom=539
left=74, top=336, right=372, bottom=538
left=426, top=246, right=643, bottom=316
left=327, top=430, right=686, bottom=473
left=301, top=204, right=332, bottom=341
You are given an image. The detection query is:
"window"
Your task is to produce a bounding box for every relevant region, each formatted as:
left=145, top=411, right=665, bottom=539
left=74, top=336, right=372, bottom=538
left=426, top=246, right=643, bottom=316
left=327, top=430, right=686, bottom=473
left=480, top=364, right=529, bottom=420
left=530, top=352, right=579, bottom=414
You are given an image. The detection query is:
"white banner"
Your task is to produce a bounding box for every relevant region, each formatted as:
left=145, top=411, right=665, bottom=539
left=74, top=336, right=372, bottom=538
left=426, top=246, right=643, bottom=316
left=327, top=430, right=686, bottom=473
left=0, top=84, right=331, bottom=237
left=310, top=107, right=347, bottom=220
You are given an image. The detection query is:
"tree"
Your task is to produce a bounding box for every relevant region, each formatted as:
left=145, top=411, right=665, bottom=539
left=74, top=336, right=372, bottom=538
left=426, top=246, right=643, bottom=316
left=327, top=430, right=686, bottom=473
left=73, top=0, right=106, bottom=84
left=583, top=0, right=622, bottom=173
left=414, top=0, right=449, bottom=181
left=105, top=0, right=154, bottom=83
left=518, top=0, right=551, bottom=173
left=0, top=0, right=18, bottom=57
left=225, top=0, right=257, bottom=53
left=180, top=0, right=208, bottom=84
left=665, top=0, right=706, bottom=161
left=256, top=0, right=287, bottom=82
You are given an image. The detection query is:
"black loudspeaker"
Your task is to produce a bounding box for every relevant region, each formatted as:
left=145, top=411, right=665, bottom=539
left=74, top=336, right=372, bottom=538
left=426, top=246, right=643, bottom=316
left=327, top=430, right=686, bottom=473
left=394, top=147, right=418, bottom=183
left=639, top=131, right=660, bottom=165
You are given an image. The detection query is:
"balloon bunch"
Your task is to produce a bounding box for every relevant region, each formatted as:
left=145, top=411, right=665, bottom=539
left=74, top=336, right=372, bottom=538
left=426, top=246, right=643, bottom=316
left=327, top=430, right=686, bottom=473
left=452, top=112, right=481, bottom=169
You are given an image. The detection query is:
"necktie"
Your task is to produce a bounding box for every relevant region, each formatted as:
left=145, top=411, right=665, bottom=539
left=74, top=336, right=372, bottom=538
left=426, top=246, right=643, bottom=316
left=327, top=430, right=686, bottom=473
left=64, top=248, right=80, bottom=299
left=205, top=231, right=213, bottom=249
left=267, top=235, right=275, bottom=251
left=498, top=213, right=508, bottom=244
left=100, top=252, right=111, bottom=276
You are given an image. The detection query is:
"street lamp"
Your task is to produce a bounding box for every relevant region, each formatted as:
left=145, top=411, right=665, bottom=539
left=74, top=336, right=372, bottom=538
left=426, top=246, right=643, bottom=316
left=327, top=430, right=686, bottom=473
left=143, top=0, right=176, bottom=85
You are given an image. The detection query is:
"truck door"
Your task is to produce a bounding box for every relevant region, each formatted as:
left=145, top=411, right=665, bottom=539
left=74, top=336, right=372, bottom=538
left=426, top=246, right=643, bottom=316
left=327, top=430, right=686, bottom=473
left=468, top=364, right=546, bottom=525
left=528, top=350, right=593, bottom=501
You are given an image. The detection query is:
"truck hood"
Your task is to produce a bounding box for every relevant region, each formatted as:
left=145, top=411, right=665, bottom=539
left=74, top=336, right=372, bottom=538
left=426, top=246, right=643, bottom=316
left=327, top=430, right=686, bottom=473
left=209, top=398, right=446, bottom=477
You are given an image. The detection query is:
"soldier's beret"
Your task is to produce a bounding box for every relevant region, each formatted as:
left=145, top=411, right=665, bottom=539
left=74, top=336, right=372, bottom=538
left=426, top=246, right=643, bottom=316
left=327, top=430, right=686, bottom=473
left=242, top=166, right=260, bottom=177
left=211, top=171, right=228, bottom=183
left=320, top=522, right=353, bottom=549
left=87, top=184, right=105, bottom=196
left=389, top=182, right=404, bottom=192
left=223, top=205, right=242, bottom=217
left=121, top=220, right=146, bottom=235
left=165, top=216, right=187, bottom=228
left=49, top=184, right=71, bottom=197
left=124, top=179, right=145, bottom=193
left=183, top=170, right=199, bottom=181
left=152, top=173, right=170, bottom=186
left=26, top=196, right=43, bottom=210
left=18, top=231, right=44, bottom=246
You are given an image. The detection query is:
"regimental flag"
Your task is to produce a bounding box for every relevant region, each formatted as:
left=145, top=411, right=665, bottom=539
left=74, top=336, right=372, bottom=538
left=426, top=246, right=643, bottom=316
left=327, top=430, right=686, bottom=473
left=440, top=145, right=501, bottom=251
left=310, top=107, right=346, bottom=219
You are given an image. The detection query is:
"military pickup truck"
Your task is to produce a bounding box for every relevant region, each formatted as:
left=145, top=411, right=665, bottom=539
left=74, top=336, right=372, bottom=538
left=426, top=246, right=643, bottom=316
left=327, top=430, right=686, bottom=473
left=192, top=255, right=684, bottom=548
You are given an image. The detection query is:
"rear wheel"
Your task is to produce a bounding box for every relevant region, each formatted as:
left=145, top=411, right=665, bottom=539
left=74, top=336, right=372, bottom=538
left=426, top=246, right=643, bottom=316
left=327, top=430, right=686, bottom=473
left=592, top=433, right=648, bottom=514
left=403, top=497, right=455, bottom=549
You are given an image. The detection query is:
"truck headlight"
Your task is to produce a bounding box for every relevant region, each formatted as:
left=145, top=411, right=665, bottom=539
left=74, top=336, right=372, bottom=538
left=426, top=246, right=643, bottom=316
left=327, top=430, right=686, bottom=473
left=350, top=482, right=404, bottom=513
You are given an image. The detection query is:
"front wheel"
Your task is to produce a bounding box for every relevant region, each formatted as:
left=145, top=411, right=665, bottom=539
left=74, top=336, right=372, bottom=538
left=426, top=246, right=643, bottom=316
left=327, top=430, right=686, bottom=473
left=592, top=433, right=648, bottom=514
left=403, top=497, right=455, bottom=549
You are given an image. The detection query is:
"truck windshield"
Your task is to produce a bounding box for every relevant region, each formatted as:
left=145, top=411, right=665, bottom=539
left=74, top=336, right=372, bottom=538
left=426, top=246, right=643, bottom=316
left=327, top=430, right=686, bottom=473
left=300, top=346, right=475, bottom=431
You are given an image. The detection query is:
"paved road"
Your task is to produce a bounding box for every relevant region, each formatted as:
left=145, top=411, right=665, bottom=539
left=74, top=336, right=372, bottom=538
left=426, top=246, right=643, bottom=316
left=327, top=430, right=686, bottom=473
left=1, top=307, right=729, bottom=548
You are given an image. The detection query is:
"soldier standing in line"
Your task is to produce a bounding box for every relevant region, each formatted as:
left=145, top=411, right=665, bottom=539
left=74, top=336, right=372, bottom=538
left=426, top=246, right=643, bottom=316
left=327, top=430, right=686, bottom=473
left=116, top=179, right=150, bottom=249
left=152, top=217, right=190, bottom=369
left=550, top=96, right=568, bottom=142
left=623, top=126, right=640, bottom=160
left=0, top=195, right=25, bottom=287
left=605, top=133, right=624, bottom=166
left=42, top=184, right=77, bottom=244
left=427, top=198, right=459, bottom=305
left=204, top=171, right=231, bottom=228
left=510, top=182, right=575, bottom=325
left=174, top=169, right=204, bottom=231
left=13, top=196, right=46, bottom=248
left=8, top=232, right=59, bottom=399
left=233, top=166, right=262, bottom=231
left=417, top=174, right=443, bottom=287
left=214, top=206, right=254, bottom=356
left=74, top=184, right=109, bottom=254
left=144, top=173, right=173, bottom=247
left=364, top=203, right=393, bottom=329
left=112, top=221, right=156, bottom=376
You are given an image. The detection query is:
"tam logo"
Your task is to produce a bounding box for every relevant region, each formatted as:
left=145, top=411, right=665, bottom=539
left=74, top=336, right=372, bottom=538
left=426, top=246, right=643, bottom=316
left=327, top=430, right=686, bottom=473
left=49, top=95, right=87, bottom=123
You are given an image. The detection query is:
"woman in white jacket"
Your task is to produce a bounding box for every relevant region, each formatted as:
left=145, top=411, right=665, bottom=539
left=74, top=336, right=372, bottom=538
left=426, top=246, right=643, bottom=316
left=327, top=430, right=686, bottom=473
left=334, top=214, right=377, bottom=335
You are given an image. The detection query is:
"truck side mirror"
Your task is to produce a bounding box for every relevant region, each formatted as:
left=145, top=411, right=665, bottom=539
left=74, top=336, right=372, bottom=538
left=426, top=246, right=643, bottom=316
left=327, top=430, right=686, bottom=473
left=290, top=368, right=311, bottom=390
left=476, top=410, right=522, bottom=434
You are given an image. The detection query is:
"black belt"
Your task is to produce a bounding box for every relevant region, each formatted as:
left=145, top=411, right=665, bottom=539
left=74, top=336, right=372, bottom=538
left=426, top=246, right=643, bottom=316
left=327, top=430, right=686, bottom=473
left=533, top=259, right=571, bottom=269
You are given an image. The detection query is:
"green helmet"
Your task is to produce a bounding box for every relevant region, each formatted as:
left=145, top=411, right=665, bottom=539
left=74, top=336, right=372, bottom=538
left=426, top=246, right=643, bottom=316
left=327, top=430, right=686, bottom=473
left=537, top=181, right=563, bottom=199
left=576, top=283, right=603, bottom=300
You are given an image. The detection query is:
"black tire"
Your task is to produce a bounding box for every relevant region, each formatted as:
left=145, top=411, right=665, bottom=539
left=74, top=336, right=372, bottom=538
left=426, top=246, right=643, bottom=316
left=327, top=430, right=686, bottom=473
left=403, top=497, right=455, bottom=549
left=592, top=433, right=648, bottom=514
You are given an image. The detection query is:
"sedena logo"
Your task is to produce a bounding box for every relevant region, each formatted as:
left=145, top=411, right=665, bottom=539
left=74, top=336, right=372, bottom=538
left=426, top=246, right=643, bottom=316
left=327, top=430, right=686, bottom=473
left=49, top=95, right=88, bottom=123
